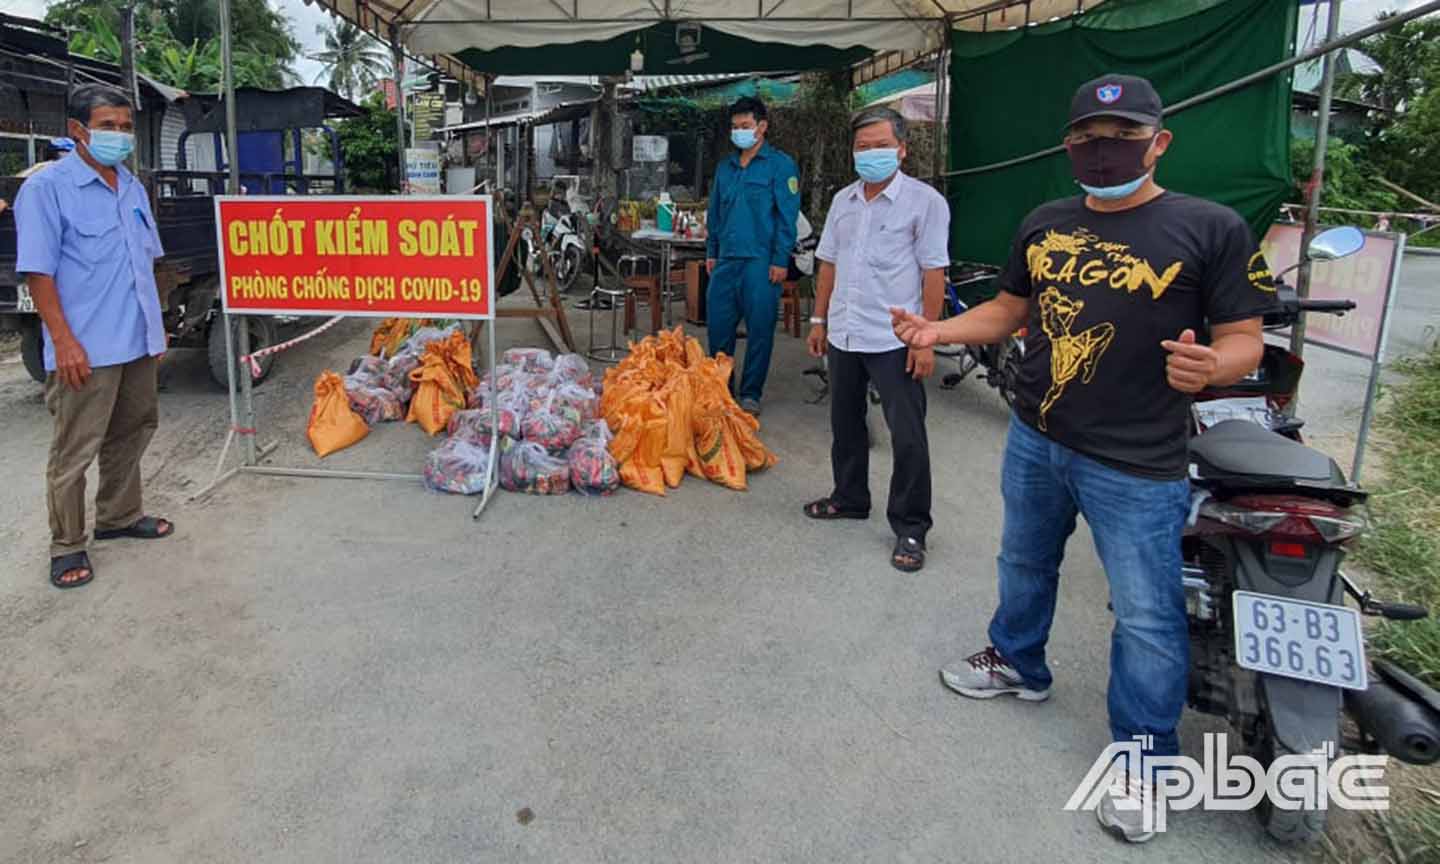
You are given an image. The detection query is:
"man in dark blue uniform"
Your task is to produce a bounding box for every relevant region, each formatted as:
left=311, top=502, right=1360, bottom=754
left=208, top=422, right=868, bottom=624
left=705, top=97, right=801, bottom=416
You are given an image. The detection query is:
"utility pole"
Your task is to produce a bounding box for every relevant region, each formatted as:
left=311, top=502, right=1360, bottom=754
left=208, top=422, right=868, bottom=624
left=118, top=3, right=140, bottom=167
left=1290, top=0, right=1344, bottom=370
left=219, top=0, right=254, bottom=464
left=391, top=27, right=408, bottom=192
left=592, top=77, right=621, bottom=201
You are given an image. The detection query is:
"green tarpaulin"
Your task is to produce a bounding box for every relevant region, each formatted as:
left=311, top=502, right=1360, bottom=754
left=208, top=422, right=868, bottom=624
left=454, top=22, right=871, bottom=77
left=946, top=0, right=1297, bottom=266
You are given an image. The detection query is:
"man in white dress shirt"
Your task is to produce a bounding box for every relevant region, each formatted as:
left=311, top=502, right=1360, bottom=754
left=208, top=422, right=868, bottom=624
left=803, top=107, right=950, bottom=573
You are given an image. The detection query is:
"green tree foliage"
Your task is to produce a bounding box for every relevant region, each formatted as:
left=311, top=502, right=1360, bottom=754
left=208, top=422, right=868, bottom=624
left=148, top=37, right=221, bottom=91
left=310, top=20, right=388, bottom=103
left=65, top=9, right=123, bottom=64
left=1289, top=138, right=1399, bottom=216
left=1331, top=14, right=1440, bottom=206
left=333, top=93, right=399, bottom=192
left=45, top=0, right=298, bottom=90
left=763, top=72, right=854, bottom=224
left=1336, top=15, right=1440, bottom=112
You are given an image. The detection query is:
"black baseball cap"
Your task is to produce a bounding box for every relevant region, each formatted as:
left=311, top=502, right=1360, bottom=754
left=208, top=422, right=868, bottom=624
left=1067, top=74, right=1164, bottom=129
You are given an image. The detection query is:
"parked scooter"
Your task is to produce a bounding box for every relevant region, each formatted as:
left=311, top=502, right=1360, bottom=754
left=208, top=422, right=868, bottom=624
left=1182, top=226, right=1440, bottom=844
left=937, top=263, right=1025, bottom=405
left=521, top=195, right=587, bottom=292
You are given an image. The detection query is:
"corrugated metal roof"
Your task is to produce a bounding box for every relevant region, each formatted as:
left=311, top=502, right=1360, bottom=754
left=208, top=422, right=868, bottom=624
left=632, top=74, right=749, bottom=92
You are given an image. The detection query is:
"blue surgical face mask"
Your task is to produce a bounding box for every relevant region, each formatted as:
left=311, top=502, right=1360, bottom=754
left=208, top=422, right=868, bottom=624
left=731, top=128, right=757, bottom=150
left=84, top=129, right=134, bottom=166
left=1079, top=171, right=1151, bottom=200
left=854, top=148, right=900, bottom=183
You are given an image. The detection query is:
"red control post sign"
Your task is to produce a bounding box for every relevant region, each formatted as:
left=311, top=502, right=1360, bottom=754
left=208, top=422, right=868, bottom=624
left=216, top=196, right=495, bottom=319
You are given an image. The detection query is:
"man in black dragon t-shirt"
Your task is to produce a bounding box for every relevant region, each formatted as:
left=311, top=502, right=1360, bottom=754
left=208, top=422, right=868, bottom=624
left=892, top=75, right=1274, bottom=842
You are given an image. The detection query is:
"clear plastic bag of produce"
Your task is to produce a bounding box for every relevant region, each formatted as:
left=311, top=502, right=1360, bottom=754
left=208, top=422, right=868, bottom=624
left=446, top=407, right=507, bottom=446
left=348, top=355, right=389, bottom=382
left=381, top=351, right=421, bottom=400
left=502, top=347, right=554, bottom=374
left=522, top=388, right=585, bottom=452
left=499, top=439, right=570, bottom=495
left=424, top=438, right=493, bottom=495
left=472, top=386, right=528, bottom=441
left=568, top=420, right=619, bottom=496
left=470, top=363, right=529, bottom=408
left=347, top=384, right=404, bottom=424
left=549, top=353, right=593, bottom=388
left=548, top=380, right=598, bottom=421
left=404, top=322, right=462, bottom=356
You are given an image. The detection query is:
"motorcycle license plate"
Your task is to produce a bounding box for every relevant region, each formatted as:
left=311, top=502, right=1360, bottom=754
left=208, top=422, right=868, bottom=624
left=16, top=282, right=36, bottom=313
left=1232, top=591, right=1367, bottom=690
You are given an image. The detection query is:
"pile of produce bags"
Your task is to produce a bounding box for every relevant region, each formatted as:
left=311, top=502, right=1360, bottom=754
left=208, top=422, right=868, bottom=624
left=600, top=327, right=777, bottom=495
left=306, top=324, right=469, bottom=457
left=424, top=348, right=620, bottom=497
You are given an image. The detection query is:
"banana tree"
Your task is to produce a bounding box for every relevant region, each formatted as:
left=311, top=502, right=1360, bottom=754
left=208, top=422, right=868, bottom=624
left=68, top=9, right=123, bottom=65
left=149, top=37, right=222, bottom=91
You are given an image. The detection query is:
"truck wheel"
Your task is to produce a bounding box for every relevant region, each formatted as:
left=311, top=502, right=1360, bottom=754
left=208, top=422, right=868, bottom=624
left=1255, top=733, right=1329, bottom=845
left=208, top=316, right=278, bottom=389
left=20, top=318, right=45, bottom=383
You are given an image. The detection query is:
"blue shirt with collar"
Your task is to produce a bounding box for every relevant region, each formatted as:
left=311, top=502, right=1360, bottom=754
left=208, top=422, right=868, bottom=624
left=705, top=141, right=801, bottom=267
left=14, top=152, right=166, bottom=371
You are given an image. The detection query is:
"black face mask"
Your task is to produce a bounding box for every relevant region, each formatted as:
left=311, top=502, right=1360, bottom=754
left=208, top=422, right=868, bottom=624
left=1067, top=136, right=1155, bottom=188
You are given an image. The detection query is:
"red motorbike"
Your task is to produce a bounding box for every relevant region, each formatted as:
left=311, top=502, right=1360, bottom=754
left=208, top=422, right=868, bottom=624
left=1182, top=226, right=1440, bottom=844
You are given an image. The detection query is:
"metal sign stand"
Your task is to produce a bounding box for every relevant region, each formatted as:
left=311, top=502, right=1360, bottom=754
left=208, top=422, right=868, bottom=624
left=1351, top=233, right=1407, bottom=483
left=194, top=304, right=501, bottom=518
left=190, top=195, right=502, bottom=519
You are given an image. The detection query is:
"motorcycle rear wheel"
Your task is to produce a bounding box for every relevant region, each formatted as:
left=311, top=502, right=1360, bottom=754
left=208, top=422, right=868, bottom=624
left=557, top=245, right=583, bottom=292
left=1254, top=733, right=1328, bottom=845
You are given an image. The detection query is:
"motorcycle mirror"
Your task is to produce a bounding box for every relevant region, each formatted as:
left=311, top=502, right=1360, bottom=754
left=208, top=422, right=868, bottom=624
left=1307, top=226, right=1366, bottom=262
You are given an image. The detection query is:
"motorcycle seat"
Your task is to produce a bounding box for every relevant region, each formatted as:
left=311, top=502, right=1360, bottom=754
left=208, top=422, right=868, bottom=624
left=1190, top=419, right=1347, bottom=487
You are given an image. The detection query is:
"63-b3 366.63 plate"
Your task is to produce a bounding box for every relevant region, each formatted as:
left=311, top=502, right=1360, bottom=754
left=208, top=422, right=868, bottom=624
left=1232, top=591, right=1368, bottom=691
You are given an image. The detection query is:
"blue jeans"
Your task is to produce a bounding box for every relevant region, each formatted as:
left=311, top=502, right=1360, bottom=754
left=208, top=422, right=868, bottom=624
left=708, top=258, right=780, bottom=402
left=988, top=415, right=1191, bottom=756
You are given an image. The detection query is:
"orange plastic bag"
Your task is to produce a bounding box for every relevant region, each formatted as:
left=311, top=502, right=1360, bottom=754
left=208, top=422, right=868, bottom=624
left=608, top=398, right=668, bottom=495
left=659, top=376, right=696, bottom=488
left=370, top=317, right=430, bottom=357
left=730, top=411, right=778, bottom=472
left=434, top=330, right=479, bottom=393
left=307, top=371, right=370, bottom=457
left=600, top=327, right=775, bottom=494
left=692, top=404, right=747, bottom=491
left=406, top=353, right=466, bottom=435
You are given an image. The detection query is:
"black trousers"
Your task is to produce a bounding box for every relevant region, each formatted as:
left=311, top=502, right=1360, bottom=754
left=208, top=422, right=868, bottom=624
left=829, top=345, right=933, bottom=543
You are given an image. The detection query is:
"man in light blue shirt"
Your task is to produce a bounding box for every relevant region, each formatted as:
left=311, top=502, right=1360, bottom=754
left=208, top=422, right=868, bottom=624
left=803, top=107, right=948, bottom=573
left=15, top=83, right=175, bottom=590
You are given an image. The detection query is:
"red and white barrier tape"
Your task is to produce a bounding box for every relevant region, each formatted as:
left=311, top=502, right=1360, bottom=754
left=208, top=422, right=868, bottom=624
left=238, top=316, right=344, bottom=378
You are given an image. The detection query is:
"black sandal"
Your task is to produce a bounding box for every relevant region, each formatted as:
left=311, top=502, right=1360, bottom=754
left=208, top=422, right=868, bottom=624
left=95, top=515, right=174, bottom=541
left=803, top=497, right=869, bottom=521
left=50, top=551, right=95, bottom=589
left=892, top=537, right=926, bottom=573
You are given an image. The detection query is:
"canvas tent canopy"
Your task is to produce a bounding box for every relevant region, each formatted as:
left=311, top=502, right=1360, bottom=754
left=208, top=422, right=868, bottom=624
left=310, top=0, right=1107, bottom=75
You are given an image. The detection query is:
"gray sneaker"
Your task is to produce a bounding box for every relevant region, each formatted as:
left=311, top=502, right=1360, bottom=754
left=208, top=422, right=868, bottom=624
left=1096, top=769, right=1159, bottom=843
left=740, top=397, right=762, bottom=416
left=939, top=646, right=1051, bottom=702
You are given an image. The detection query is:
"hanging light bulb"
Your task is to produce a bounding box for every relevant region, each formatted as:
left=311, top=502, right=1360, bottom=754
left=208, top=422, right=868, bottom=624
left=630, top=36, right=644, bottom=74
